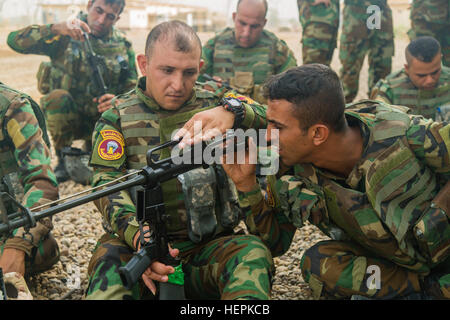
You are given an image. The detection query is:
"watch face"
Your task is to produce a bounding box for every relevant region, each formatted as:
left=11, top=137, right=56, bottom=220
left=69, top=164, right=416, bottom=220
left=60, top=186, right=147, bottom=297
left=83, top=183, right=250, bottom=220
left=228, top=98, right=241, bottom=107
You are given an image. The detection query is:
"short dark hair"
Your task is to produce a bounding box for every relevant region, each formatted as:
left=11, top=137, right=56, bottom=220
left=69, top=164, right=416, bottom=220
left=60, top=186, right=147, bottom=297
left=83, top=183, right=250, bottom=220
left=237, top=0, right=268, bottom=17
left=145, top=20, right=202, bottom=58
left=92, top=0, right=126, bottom=15
left=406, top=36, right=441, bottom=63
left=263, top=64, right=347, bottom=132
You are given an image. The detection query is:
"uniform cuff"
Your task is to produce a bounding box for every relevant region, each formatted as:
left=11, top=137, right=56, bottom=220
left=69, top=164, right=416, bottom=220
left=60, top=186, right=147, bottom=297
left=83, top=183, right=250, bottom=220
left=240, top=103, right=256, bottom=129
left=3, top=238, right=34, bottom=257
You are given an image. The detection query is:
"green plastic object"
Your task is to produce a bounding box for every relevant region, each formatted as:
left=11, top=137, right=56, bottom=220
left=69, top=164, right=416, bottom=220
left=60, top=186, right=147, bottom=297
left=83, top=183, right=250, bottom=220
left=168, top=263, right=184, bottom=286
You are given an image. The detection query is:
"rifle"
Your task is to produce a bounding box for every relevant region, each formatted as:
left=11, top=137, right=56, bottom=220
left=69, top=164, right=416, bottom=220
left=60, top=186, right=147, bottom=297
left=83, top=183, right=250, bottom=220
left=82, top=31, right=108, bottom=97
left=0, top=134, right=248, bottom=299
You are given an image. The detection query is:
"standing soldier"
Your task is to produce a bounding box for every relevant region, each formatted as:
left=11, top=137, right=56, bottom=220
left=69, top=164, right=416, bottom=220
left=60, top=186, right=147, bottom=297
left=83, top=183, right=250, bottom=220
left=297, top=0, right=340, bottom=66
left=7, top=0, right=138, bottom=184
left=339, top=0, right=394, bottom=103
left=409, top=0, right=450, bottom=67
left=0, top=83, right=59, bottom=300
left=85, top=21, right=292, bottom=300
left=371, top=36, right=450, bottom=121
left=199, top=0, right=297, bottom=104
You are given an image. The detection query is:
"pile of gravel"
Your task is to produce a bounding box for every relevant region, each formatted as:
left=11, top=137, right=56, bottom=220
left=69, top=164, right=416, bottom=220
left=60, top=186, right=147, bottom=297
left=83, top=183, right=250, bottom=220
left=27, top=180, right=330, bottom=300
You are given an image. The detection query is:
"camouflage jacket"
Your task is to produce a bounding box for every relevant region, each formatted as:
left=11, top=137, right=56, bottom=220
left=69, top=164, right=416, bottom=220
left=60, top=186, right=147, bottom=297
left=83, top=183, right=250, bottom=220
left=297, top=0, right=340, bottom=28
left=89, top=77, right=273, bottom=253
left=410, top=0, right=450, bottom=25
left=239, top=100, right=450, bottom=273
left=199, top=27, right=297, bottom=103
left=370, top=66, right=450, bottom=120
left=0, top=83, right=58, bottom=255
left=7, top=13, right=137, bottom=108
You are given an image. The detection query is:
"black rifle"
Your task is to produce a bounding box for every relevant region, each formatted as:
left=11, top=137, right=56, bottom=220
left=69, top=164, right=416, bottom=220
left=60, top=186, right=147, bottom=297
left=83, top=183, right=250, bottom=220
left=0, top=134, right=250, bottom=299
left=82, top=31, right=108, bottom=97
left=0, top=139, right=211, bottom=299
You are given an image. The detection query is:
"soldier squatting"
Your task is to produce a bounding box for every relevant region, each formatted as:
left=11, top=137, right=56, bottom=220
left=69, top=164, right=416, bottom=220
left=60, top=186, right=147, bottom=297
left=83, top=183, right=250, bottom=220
left=0, top=0, right=449, bottom=301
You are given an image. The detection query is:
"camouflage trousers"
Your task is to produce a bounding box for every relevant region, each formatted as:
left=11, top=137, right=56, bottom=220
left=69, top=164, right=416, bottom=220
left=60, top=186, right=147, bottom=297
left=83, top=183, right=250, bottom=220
left=85, top=233, right=274, bottom=300
left=408, top=20, right=450, bottom=67
left=301, top=22, right=338, bottom=66
left=300, top=240, right=450, bottom=299
left=1, top=233, right=60, bottom=276
left=40, top=89, right=99, bottom=152
left=339, top=5, right=394, bottom=103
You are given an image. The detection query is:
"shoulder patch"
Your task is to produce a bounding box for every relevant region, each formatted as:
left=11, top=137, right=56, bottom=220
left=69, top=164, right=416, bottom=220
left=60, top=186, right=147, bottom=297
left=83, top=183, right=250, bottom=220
left=224, top=91, right=257, bottom=104
left=97, top=130, right=125, bottom=161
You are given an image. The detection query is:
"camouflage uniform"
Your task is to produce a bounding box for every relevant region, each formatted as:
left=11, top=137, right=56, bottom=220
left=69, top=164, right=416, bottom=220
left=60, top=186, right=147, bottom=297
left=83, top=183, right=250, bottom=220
left=199, top=28, right=297, bottom=104
left=370, top=66, right=450, bottom=121
left=297, top=0, right=340, bottom=66
left=339, top=0, right=394, bottom=103
left=240, top=100, right=450, bottom=299
left=0, top=83, right=59, bottom=275
left=85, top=77, right=291, bottom=300
left=7, top=13, right=138, bottom=152
left=408, top=0, right=450, bottom=67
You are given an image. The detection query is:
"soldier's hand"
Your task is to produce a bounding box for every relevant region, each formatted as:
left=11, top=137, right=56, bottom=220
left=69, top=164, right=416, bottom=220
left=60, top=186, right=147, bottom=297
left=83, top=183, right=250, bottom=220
left=51, top=19, right=91, bottom=41
left=133, top=227, right=180, bottom=295
left=175, top=107, right=235, bottom=149
left=312, top=0, right=331, bottom=7
left=94, top=94, right=116, bottom=113
left=0, top=248, right=26, bottom=276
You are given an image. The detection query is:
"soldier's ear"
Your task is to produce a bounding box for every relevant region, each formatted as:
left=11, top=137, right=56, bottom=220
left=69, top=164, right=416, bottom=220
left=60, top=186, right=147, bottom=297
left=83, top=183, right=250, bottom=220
left=309, top=124, right=329, bottom=147
left=199, top=59, right=205, bottom=70
left=137, top=54, right=148, bottom=76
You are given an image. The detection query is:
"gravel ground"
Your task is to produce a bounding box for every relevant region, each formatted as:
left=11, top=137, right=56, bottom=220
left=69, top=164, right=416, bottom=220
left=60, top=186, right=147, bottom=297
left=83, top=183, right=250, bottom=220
left=25, top=172, right=330, bottom=301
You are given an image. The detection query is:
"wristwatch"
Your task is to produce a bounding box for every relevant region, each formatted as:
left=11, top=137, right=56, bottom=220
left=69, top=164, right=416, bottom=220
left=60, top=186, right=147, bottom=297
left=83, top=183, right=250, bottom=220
left=222, top=97, right=246, bottom=129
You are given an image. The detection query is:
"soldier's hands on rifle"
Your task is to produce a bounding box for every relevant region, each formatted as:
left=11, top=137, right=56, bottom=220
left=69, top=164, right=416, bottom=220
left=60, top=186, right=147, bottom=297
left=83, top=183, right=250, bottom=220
left=0, top=248, right=26, bottom=276
left=51, top=19, right=91, bottom=41
left=174, top=107, right=235, bottom=149
left=311, top=0, right=331, bottom=7
left=94, top=93, right=116, bottom=113
left=132, top=227, right=180, bottom=295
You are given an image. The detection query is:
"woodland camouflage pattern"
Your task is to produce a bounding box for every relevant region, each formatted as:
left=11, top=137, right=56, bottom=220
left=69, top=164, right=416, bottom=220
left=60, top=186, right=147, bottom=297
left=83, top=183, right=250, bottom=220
left=297, top=0, right=340, bottom=66
left=85, top=77, right=280, bottom=300
left=370, top=66, right=450, bottom=120
left=239, top=100, right=450, bottom=299
left=408, top=0, right=450, bottom=67
left=0, top=83, right=59, bottom=274
left=199, top=28, right=297, bottom=103
left=7, top=13, right=138, bottom=150
left=339, top=0, right=394, bottom=103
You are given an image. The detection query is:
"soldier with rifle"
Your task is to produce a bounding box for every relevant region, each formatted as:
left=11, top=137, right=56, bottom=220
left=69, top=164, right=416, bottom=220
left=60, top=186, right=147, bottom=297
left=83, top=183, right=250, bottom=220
left=7, top=0, right=138, bottom=184
left=0, top=83, right=59, bottom=300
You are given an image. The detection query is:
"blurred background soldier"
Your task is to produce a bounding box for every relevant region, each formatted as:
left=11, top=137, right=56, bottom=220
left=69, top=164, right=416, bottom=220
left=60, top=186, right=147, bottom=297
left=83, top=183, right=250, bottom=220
left=7, top=0, right=138, bottom=184
left=297, top=0, right=340, bottom=66
left=339, top=0, right=394, bottom=103
left=199, top=0, right=297, bottom=104
left=371, top=36, right=450, bottom=121
left=0, top=82, right=59, bottom=300
left=409, top=0, right=450, bottom=67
